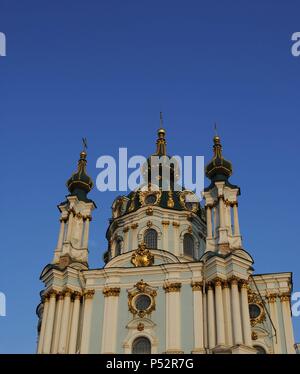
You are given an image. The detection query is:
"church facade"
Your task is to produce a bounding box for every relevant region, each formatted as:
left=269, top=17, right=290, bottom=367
left=36, top=128, right=296, bottom=354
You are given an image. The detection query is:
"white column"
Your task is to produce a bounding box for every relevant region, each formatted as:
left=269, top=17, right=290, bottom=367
left=192, top=282, right=204, bottom=352
left=206, top=206, right=213, bottom=238
left=267, top=294, right=281, bottom=354
left=123, top=227, right=129, bottom=252
left=51, top=292, right=64, bottom=353
left=57, top=220, right=65, bottom=249
left=66, top=212, right=74, bottom=242
left=280, top=294, right=295, bottom=354
left=222, top=282, right=233, bottom=346
left=213, top=207, right=217, bottom=237
left=232, top=203, right=240, bottom=236
left=82, top=217, right=90, bottom=249
left=207, top=283, right=216, bottom=349
left=69, top=292, right=81, bottom=353
left=162, top=221, right=169, bottom=252
left=214, top=279, right=226, bottom=346
left=101, top=288, right=120, bottom=353
left=203, top=291, right=208, bottom=350
left=230, top=278, right=243, bottom=345
left=80, top=290, right=95, bottom=354
left=42, top=291, right=57, bottom=353
left=219, top=198, right=225, bottom=228
left=58, top=289, right=72, bottom=354
left=37, top=296, right=49, bottom=353
left=240, top=281, right=252, bottom=347
left=173, top=223, right=180, bottom=256
left=131, top=224, right=138, bottom=250
left=224, top=203, right=232, bottom=234
left=165, top=283, right=182, bottom=352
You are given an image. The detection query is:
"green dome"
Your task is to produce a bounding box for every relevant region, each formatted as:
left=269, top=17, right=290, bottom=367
left=109, top=127, right=205, bottom=222
left=205, top=135, right=233, bottom=182
left=66, top=150, right=94, bottom=202
left=122, top=187, right=204, bottom=219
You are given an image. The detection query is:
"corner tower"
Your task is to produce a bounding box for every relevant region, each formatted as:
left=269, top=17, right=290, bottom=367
left=203, top=134, right=242, bottom=254
left=52, top=146, right=96, bottom=269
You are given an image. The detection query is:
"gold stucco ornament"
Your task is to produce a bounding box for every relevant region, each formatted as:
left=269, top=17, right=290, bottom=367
left=131, top=243, right=154, bottom=267
left=128, top=280, right=157, bottom=318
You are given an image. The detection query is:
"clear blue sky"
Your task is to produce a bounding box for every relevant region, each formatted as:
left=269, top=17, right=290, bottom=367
left=1, top=0, right=299, bottom=353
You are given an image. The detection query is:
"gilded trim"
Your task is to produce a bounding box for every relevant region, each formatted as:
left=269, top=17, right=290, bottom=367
left=103, top=287, right=121, bottom=297
left=191, top=281, right=203, bottom=291
left=279, top=293, right=290, bottom=302
left=128, top=280, right=157, bottom=318
left=84, top=290, right=95, bottom=299
left=131, top=243, right=154, bottom=267
left=163, top=282, right=182, bottom=293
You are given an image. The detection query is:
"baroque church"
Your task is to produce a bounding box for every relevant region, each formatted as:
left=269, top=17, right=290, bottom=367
left=36, top=127, right=296, bottom=354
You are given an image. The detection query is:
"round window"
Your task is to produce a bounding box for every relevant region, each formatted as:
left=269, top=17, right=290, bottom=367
left=135, top=294, right=152, bottom=311
left=185, top=202, right=197, bottom=211
left=145, top=194, right=157, bottom=205
left=249, top=303, right=261, bottom=319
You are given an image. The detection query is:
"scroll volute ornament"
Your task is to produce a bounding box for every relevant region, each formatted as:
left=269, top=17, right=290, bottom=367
left=131, top=243, right=154, bottom=267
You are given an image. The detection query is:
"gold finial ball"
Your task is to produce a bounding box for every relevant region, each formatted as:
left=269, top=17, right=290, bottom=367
left=158, top=128, right=166, bottom=137
left=80, top=150, right=87, bottom=159
left=213, top=135, right=221, bottom=144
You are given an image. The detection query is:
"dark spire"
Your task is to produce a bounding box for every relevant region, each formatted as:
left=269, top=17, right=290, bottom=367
left=155, top=112, right=167, bottom=156
left=66, top=140, right=94, bottom=202
left=205, top=133, right=233, bottom=183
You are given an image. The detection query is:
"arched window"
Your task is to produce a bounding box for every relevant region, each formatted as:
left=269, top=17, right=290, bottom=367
left=183, top=233, right=194, bottom=257
left=132, top=337, right=151, bottom=354
left=253, top=345, right=267, bottom=354
left=144, top=229, right=157, bottom=249
left=115, top=239, right=122, bottom=256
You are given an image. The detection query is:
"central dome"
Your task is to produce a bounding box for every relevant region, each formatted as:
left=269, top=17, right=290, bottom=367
left=110, top=127, right=205, bottom=220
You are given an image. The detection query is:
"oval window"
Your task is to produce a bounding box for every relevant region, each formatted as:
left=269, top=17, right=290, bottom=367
left=135, top=294, right=152, bottom=311
left=145, top=194, right=157, bottom=205
left=249, top=303, right=261, bottom=319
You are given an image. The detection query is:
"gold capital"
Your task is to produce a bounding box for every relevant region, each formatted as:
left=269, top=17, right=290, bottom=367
left=266, top=293, right=277, bottom=303
left=214, top=278, right=223, bottom=287
left=240, top=279, right=249, bottom=289
left=163, top=282, right=182, bottom=293
left=191, top=282, right=203, bottom=291
left=229, top=276, right=240, bottom=285
left=103, top=287, right=120, bottom=297
left=280, top=293, right=290, bottom=302
left=84, top=289, right=95, bottom=299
